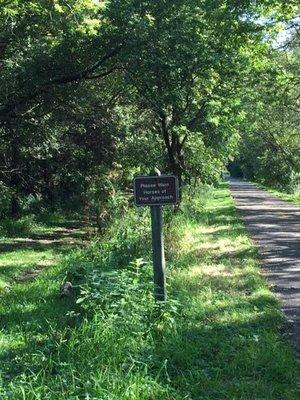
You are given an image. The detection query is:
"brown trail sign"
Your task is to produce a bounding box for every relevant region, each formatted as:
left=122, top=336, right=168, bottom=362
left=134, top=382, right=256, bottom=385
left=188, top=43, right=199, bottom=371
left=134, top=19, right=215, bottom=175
left=133, top=170, right=179, bottom=301
left=134, top=175, right=179, bottom=207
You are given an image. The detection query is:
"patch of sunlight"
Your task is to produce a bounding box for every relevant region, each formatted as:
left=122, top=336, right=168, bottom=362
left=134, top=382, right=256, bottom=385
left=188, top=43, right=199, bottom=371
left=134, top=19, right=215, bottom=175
left=0, top=258, right=26, bottom=267
left=185, top=265, right=203, bottom=278
left=202, top=264, right=235, bottom=277
left=0, top=333, right=25, bottom=351
left=22, top=303, right=36, bottom=312
left=221, top=236, right=246, bottom=250
left=206, top=200, right=230, bottom=210
left=35, top=258, right=58, bottom=268
left=10, top=302, right=37, bottom=314
left=252, top=287, right=277, bottom=300
left=181, top=230, right=198, bottom=251
left=196, top=225, right=223, bottom=234
left=195, top=237, right=240, bottom=256
left=185, top=263, right=236, bottom=280
left=218, top=309, right=262, bottom=325
left=0, top=250, right=52, bottom=267
left=0, top=278, right=10, bottom=293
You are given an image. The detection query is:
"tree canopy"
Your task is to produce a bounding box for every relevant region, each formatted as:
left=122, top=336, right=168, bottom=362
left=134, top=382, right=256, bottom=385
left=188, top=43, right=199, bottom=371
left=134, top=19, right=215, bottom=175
left=0, top=0, right=299, bottom=217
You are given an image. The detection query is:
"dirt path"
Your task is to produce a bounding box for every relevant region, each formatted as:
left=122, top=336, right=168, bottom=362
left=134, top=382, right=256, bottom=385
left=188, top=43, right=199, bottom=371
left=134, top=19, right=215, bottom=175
left=0, top=225, right=86, bottom=286
left=230, top=179, right=300, bottom=354
left=0, top=226, right=86, bottom=252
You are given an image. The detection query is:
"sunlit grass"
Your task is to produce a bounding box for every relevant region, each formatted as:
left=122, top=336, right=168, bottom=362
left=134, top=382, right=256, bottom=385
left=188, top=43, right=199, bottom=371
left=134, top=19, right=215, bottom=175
left=0, top=249, right=56, bottom=289
left=165, top=184, right=297, bottom=399
left=254, top=182, right=300, bottom=205
left=0, top=184, right=298, bottom=399
left=0, top=249, right=53, bottom=267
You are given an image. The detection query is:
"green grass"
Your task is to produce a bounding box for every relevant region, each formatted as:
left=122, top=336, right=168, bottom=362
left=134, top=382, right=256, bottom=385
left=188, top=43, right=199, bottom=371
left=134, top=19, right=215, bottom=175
left=0, top=212, right=84, bottom=238
left=0, top=184, right=298, bottom=399
left=266, top=189, right=300, bottom=206
left=254, top=183, right=300, bottom=206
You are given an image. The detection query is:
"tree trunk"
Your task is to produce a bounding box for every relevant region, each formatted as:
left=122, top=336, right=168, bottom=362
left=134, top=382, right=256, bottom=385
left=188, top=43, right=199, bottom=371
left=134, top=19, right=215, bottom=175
left=42, top=160, right=56, bottom=210
left=160, top=117, right=184, bottom=199
left=10, top=131, right=21, bottom=218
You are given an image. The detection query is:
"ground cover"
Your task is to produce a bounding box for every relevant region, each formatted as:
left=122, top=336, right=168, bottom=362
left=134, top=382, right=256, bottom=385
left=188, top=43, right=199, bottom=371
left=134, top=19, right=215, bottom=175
left=254, top=183, right=300, bottom=206
left=0, top=184, right=298, bottom=399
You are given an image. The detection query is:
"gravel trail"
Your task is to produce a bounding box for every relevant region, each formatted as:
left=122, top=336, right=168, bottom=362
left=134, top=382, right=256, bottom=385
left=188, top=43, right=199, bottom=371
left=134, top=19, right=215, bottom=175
left=230, top=179, right=300, bottom=354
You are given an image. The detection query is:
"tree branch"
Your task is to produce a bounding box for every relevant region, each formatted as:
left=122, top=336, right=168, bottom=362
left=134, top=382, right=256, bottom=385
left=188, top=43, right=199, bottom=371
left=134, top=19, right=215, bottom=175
left=0, top=44, right=124, bottom=119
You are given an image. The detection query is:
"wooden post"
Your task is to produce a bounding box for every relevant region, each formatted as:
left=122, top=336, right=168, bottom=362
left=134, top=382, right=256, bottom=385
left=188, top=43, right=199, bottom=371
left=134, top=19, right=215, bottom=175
left=150, top=169, right=167, bottom=301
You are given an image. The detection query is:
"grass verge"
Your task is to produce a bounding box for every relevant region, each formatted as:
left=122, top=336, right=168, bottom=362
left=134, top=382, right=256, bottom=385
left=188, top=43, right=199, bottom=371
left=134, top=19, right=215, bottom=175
left=0, top=183, right=298, bottom=399
left=253, top=183, right=300, bottom=206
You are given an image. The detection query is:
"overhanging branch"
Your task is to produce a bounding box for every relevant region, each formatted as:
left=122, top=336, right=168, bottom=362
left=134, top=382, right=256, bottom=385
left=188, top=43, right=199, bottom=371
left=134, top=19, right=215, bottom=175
left=0, top=44, right=124, bottom=119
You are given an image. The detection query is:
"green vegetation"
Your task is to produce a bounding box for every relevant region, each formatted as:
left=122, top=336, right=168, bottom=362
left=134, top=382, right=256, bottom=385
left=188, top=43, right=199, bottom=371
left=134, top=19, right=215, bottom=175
left=0, top=1, right=299, bottom=397
left=0, top=185, right=297, bottom=399
left=1, top=1, right=299, bottom=217
left=255, top=184, right=300, bottom=206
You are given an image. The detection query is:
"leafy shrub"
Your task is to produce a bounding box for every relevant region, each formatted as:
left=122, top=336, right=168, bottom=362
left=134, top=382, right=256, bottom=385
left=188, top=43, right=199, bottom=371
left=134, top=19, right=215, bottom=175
left=52, top=217, right=182, bottom=399
left=288, top=171, right=300, bottom=195
left=21, top=193, right=44, bottom=214
left=84, top=166, right=128, bottom=233
left=64, top=197, right=181, bottom=326
left=0, top=215, right=37, bottom=237
left=76, top=258, right=153, bottom=314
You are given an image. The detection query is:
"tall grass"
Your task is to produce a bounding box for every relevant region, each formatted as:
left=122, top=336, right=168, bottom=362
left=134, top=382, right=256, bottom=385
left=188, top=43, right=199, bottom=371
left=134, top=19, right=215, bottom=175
left=0, top=184, right=298, bottom=399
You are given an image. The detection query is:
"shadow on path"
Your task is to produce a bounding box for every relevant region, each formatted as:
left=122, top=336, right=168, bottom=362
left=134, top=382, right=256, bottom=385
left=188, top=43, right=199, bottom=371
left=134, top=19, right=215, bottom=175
left=230, top=179, right=300, bottom=354
left=0, top=227, right=87, bottom=254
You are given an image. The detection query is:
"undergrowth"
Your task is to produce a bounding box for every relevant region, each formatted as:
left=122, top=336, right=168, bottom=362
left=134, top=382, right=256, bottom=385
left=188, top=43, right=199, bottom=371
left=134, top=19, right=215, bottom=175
left=252, top=180, right=300, bottom=206
left=0, top=183, right=298, bottom=399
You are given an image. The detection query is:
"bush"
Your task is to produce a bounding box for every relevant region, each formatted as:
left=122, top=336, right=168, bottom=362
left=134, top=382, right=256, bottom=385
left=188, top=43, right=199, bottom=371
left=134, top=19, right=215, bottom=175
left=0, top=215, right=37, bottom=237
left=84, top=166, right=129, bottom=234
left=288, top=171, right=300, bottom=195
left=39, top=207, right=182, bottom=399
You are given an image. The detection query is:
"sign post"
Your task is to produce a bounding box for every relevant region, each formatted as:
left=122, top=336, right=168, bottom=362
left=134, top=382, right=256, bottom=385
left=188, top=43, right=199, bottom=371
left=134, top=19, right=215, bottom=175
left=133, top=169, right=179, bottom=301
left=150, top=200, right=166, bottom=301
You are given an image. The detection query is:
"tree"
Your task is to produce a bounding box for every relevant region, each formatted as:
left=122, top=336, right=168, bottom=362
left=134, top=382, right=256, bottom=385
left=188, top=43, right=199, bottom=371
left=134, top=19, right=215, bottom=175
left=105, top=0, right=295, bottom=186
left=234, top=23, right=300, bottom=190
left=0, top=0, right=124, bottom=215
